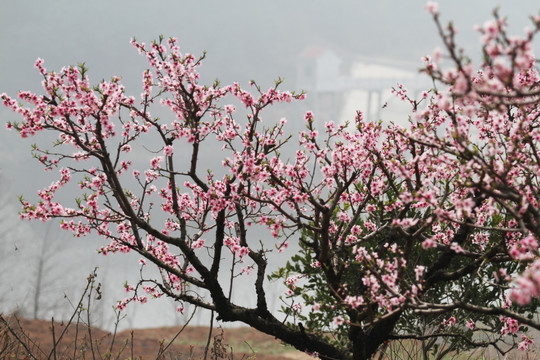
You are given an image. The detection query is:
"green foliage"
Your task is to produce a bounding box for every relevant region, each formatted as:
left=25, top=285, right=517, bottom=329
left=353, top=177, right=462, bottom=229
left=271, top=204, right=540, bottom=357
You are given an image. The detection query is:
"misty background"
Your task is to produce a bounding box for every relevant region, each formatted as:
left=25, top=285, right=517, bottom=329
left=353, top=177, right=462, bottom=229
left=1, top=0, right=539, bottom=330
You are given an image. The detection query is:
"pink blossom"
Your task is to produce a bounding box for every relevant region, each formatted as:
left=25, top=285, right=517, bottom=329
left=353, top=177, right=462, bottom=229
left=422, top=238, right=436, bottom=249
left=414, top=265, right=425, bottom=281
left=425, top=2, right=439, bottom=15
left=150, top=156, right=163, bottom=169
left=333, top=316, right=345, bottom=326
left=450, top=242, right=465, bottom=254
left=163, top=145, right=174, bottom=156
left=337, top=211, right=350, bottom=222
left=442, top=316, right=456, bottom=328
left=191, top=238, right=205, bottom=249
left=286, top=275, right=298, bottom=290
left=518, top=334, right=534, bottom=351
left=501, top=316, right=519, bottom=335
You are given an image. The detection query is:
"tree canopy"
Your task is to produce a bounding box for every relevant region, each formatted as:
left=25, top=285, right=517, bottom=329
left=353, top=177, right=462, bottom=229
left=2, top=4, right=540, bottom=359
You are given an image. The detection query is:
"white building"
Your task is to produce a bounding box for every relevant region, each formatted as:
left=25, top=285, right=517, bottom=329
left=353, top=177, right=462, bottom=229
left=297, top=47, right=430, bottom=124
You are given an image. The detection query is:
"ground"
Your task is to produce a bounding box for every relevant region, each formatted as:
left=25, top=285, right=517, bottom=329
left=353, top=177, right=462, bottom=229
left=1, top=316, right=315, bottom=359
left=3, top=316, right=539, bottom=359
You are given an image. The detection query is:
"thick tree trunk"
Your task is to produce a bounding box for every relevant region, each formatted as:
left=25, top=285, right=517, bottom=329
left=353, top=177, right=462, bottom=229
left=350, top=311, right=402, bottom=360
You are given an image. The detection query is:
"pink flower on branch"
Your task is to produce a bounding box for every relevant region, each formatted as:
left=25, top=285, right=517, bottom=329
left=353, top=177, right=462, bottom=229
left=425, top=1, right=439, bottom=15
left=163, top=145, right=174, bottom=156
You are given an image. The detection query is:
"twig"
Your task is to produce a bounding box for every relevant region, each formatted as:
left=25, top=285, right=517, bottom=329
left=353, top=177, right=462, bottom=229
left=130, top=330, right=134, bottom=360
left=86, top=274, right=97, bottom=360
left=71, top=309, right=80, bottom=360
left=47, top=269, right=97, bottom=360
left=203, top=310, right=214, bottom=360
left=51, top=318, right=57, bottom=360
left=108, top=310, right=124, bottom=360
left=0, top=315, right=40, bottom=360
left=156, top=306, right=198, bottom=359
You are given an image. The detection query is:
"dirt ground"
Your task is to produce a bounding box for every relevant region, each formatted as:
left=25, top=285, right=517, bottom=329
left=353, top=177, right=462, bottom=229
left=1, top=316, right=315, bottom=359
left=4, top=316, right=539, bottom=360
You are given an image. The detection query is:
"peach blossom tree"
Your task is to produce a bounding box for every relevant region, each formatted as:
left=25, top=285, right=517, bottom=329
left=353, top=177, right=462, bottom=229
left=3, top=5, right=540, bottom=360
